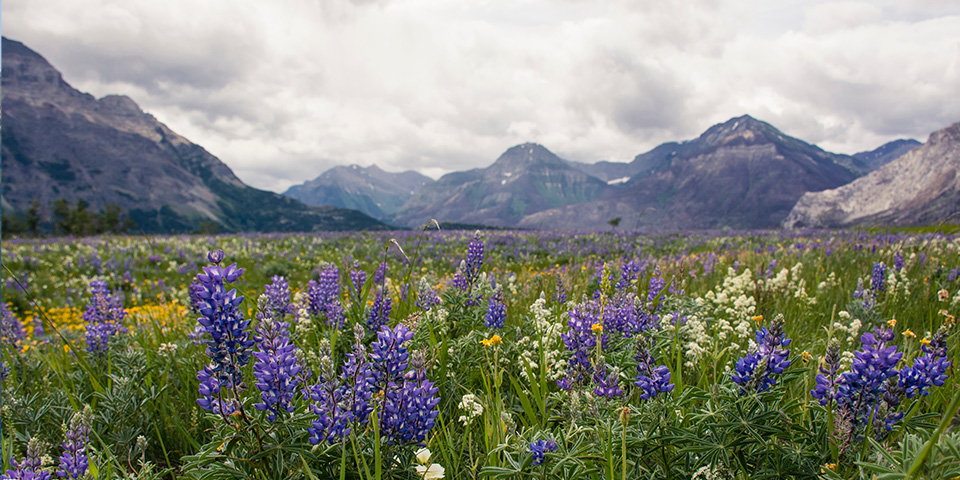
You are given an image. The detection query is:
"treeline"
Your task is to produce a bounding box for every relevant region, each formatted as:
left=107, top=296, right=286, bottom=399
left=2, top=199, right=136, bottom=238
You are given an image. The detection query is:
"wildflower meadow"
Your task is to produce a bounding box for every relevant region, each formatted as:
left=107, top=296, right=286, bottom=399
left=2, top=227, right=959, bottom=479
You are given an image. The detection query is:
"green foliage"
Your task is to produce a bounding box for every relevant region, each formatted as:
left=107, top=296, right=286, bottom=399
left=2, top=229, right=960, bottom=479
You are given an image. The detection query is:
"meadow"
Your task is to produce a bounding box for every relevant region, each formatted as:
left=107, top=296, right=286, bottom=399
left=1, top=227, right=959, bottom=479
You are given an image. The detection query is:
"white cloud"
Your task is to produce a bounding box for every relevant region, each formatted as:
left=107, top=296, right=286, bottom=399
left=3, top=0, right=958, bottom=192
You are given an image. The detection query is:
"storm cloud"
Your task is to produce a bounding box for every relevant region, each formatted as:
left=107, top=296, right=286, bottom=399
left=3, top=0, right=959, bottom=192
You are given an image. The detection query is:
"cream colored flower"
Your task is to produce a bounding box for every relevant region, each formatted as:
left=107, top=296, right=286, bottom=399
left=415, top=448, right=431, bottom=465
left=415, top=463, right=445, bottom=479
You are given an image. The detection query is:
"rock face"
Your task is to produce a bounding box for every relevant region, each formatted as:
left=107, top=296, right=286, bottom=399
left=391, top=143, right=610, bottom=227
left=784, top=122, right=960, bottom=228
left=518, top=115, right=864, bottom=230
left=1, top=37, right=386, bottom=233
left=853, top=139, right=922, bottom=171
left=284, top=164, right=432, bottom=220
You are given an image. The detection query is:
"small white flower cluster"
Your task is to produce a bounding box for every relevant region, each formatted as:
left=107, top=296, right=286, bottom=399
left=458, top=393, right=484, bottom=426
left=516, top=293, right=565, bottom=382
left=817, top=271, right=838, bottom=292
left=702, top=268, right=757, bottom=345
left=669, top=313, right=708, bottom=369
left=833, top=310, right=862, bottom=346
left=292, top=292, right=313, bottom=338
left=158, top=342, right=178, bottom=358
left=691, top=464, right=733, bottom=480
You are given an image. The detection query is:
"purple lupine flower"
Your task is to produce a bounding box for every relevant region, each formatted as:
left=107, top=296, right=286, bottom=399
left=646, top=267, right=667, bottom=312
left=731, top=316, right=792, bottom=393
left=811, top=339, right=843, bottom=406
left=264, top=275, right=295, bottom=320
left=5, top=438, right=52, bottom=480
left=852, top=277, right=874, bottom=310
left=414, top=278, right=441, bottom=311
left=463, top=232, right=485, bottom=286
left=367, top=290, right=392, bottom=331
left=308, top=264, right=341, bottom=315
left=702, top=252, right=718, bottom=276
left=194, top=250, right=254, bottom=416
left=485, top=289, right=506, bottom=329
left=617, top=260, right=645, bottom=291
left=0, top=362, right=9, bottom=381
left=634, top=343, right=674, bottom=401
left=252, top=308, right=304, bottom=422
left=764, top=259, right=778, bottom=278
left=369, top=324, right=415, bottom=387
left=836, top=327, right=902, bottom=430
left=900, top=327, right=951, bottom=399
left=452, top=232, right=485, bottom=305
left=373, top=262, right=388, bottom=285
left=558, top=300, right=605, bottom=390
left=349, top=261, right=367, bottom=301
left=188, top=278, right=205, bottom=315
left=196, top=366, right=236, bottom=416
left=56, top=409, right=91, bottom=479
left=893, top=252, right=904, bottom=272
left=553, top=275, right=567, bottom=305
left=592, top=363, right=624, bottom=398
left=871, top=262, right=887, bottom=294
left=82, top=280, right=127, bottom=355
left=1, top=304, right=26, bottom=349
left=380, top=351, right=441, bottom=444
left=310, top=324, right=375, bottom=445
left=529, top=438, right=559, bottom=465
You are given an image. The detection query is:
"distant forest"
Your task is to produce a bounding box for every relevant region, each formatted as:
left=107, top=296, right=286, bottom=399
left=1, top=199, right=136, bottom=238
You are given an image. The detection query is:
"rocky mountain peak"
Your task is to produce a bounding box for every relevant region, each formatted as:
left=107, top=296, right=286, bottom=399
left=95, top=95, right=145, bottom=117
left=1, top=37, right=91, bottom=107
left=929, top=121, right=960, bottom=146
left=491, top=142, right=567, bottom=173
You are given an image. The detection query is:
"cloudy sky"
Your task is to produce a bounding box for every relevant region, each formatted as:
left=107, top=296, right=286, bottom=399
left=4, top=0, right=959, bottom=192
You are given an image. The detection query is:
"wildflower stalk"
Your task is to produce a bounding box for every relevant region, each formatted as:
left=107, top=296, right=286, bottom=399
left=621, top=407, right=629, bottom=480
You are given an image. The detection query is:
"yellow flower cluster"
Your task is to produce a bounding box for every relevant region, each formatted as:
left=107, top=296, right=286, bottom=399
left=480, top=334, right=502, bottom=347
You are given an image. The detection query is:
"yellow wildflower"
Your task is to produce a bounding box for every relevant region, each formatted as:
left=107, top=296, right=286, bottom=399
left=480, top=334, right=502, bottom=347
left=887, top=319, right=897, bottom=329
left=801, top=351, right=812, bottom=364
left=752, top=315, right=763, bottom=324
left=591, top=323, right=603, bottom=334
left=920, top=338, right=931, bottom=346
left=903, top=329, right=916, bottom=339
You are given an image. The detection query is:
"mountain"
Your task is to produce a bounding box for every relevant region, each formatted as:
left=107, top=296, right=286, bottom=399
left=518, top=115, right=865, bottom=230
left=391, top=143, right=610, bottom=227
left=567, top=142, right=683, bottom=184
left=283, top=164, right=432, bottom=220
left=853, top=138, right=922, bottom=171
left=1, top=37, right=386, bottom=233
left=784, top=122, right=960, bottom=228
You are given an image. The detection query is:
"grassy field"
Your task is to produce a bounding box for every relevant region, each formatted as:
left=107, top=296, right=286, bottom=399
left=2, top=228, right=959, bottom=479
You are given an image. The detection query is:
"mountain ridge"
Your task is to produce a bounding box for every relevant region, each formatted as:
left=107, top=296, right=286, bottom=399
left=1, top=36, right=387, bottom=233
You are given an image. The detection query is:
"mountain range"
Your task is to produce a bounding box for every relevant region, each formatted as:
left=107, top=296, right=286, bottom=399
left=1, top=37, right=386, bottom=233
left=784, top=122, right=960, bottom=228
left=391, top=143, right=610, bottom=227
left=4, top=37, right=952, bottom=233
left=283, top=164, right=431, bottom=220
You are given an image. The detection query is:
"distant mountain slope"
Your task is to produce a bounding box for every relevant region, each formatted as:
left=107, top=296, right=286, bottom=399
left=853, top=139, right=922, bottom=171
left=283, top=164, right=432, bottom=219
left=784, top=122, right=960, bottom=228
left=567, top=142, right=683, bottom=184
left=518, top=115, right=864, bottom=230
left=391, top=143, right=610, bottom=227
left=1, top=37, right=386, bottom=233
